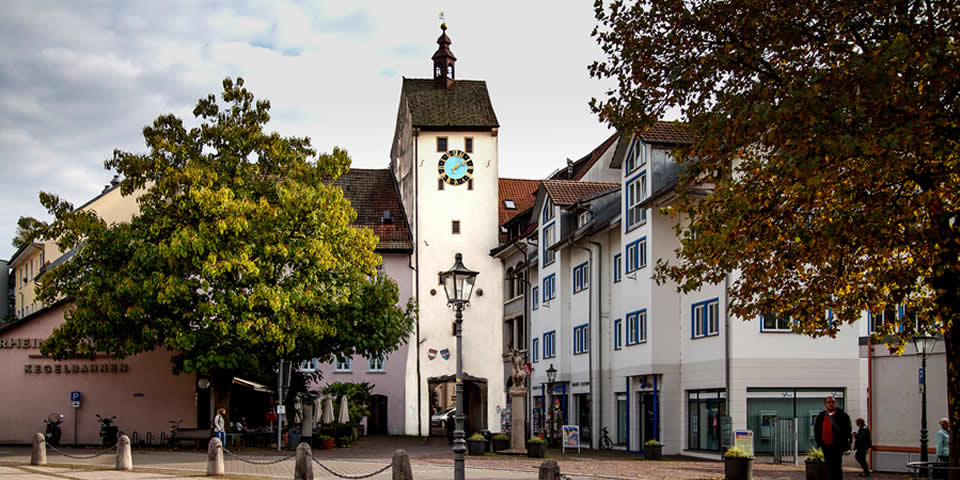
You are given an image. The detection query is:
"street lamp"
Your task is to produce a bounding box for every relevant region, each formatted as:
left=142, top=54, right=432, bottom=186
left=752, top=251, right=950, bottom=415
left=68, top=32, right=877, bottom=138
left=440, top=253, right=478, bottom=480
left=545, top=364, right=557, bottom=444
left=546, top=364, right=557, bottom=384
left=913, top=334, right=937, bottom=468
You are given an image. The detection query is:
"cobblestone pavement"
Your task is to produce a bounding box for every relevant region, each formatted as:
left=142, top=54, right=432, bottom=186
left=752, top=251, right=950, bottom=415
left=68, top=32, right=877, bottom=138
left=0, top=436, right=911, bottom=480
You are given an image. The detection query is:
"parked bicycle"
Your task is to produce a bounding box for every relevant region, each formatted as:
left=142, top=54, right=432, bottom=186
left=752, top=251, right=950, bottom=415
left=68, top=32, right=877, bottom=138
left=599, top=426, right=613, bottom=450
left=166, top=419, right=184, bottom=449
left=96, top=414, right=119, bottom=447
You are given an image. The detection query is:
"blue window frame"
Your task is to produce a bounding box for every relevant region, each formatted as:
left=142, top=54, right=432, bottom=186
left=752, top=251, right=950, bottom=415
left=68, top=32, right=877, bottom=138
left=542, top=274, right=556, bottom=302
left=625, top=170, right=648, bottom=230
left=543, top=331, right=556, bottom=358
left=613, top=253, right=622, bottom=282
left=542, top=197, right=555, bottom=223
left=626, top=309, right=647, bottom=345
left=624, top=138, right=647, bottom=174
left=613, top=319, right=623, bottom=350
left=573, top=324, right=589, bottom=354
left=691, top=298, right=720, bottom=338
left=573, top=262, right=589, bottom=293
left=761, top=313, right=792, bottom=332
left=542, top=222, right=556, bottom=266
left=625, top=237, right=647, bottom=272
left=532, top=287, right=539, bottom=310
left=532, top=338, right=539, bottom=362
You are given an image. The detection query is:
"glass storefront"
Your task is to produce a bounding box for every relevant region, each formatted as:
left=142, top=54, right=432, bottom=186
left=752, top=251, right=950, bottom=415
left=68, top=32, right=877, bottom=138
left=532, top=395, right=543, bottom=437
left=687, top=389, right=727, bottom=451
left=616, top=393, right=627, bottom=445
left=746, top=388, right=845, bottom=453
left=573, top=393, right=591, bottom=445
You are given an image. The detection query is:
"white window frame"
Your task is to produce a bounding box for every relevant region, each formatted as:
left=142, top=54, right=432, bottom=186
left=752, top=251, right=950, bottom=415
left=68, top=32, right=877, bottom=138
left=626, top=171, right=648, bottom=229
left=707, top=301, right=719, bottom=335
left=367, top=355, right=385, bottom=372
left=334, top=356, right=352, bottom=372
left=613, top=253, right=622, bottom=282
left=543, top=223, right=556, bottom=265
left=692, top=298, right=720, bottom=338
left=542, top=197, right=555, bottom=223
left=543, top=274, right=556, bottom=301
left=532, top=286, right=539, bottom=310
left=625, top=139, right=647, bottom=174
left=625, top=237, right=646, bottom=272
left=503, top=199, right=516, bottom=209
left=532, top=338, right=539, bottom=362
left=578, top=211, right=592, bottom=228
left=761, top=313, right=792, bottom=332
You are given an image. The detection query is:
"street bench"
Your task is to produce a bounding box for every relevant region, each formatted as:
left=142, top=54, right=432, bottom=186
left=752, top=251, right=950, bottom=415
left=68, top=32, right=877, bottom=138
left=169, top=428, right=211, bottom=449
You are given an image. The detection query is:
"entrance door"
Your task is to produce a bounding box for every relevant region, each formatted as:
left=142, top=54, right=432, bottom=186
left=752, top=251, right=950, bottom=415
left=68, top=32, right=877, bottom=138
left=636, top=392, right=659, bottom=446
left=368, top=395, right=388, bottom=434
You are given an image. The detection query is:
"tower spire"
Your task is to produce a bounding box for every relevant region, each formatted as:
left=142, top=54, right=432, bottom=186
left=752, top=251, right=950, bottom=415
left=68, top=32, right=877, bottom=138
left=432, top=22, right=456, bottom=89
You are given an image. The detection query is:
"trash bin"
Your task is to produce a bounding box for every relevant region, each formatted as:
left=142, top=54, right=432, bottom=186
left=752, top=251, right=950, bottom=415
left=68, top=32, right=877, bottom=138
left=287, top=431, right=300, bottom=450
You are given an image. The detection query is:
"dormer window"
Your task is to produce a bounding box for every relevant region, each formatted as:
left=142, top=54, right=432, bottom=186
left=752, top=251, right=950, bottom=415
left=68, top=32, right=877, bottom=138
left=578, top=211, right=592, bottom=228
left=504, top=200, right=516, bottom=209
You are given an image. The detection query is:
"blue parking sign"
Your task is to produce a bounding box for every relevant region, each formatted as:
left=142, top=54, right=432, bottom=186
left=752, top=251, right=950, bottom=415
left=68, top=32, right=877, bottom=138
left=71, top=391, right=81, bottom=402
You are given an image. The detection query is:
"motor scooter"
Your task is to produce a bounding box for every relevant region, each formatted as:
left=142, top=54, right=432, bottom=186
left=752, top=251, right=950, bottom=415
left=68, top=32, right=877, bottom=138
left=96, top=414, right=118, bottom=447
left=43, top=413, right=64, bottom=446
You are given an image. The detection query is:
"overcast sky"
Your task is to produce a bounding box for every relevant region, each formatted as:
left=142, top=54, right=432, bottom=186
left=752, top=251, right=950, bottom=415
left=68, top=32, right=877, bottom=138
left=0, top=1, right=620, bottom=261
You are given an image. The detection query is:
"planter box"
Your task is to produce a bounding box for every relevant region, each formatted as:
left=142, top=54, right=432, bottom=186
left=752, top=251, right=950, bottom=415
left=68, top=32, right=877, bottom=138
left=492, top=438, right=510, bottom=452
left=467, top=439, right=487, bottom=456
left=320, top=438, right=334, bottom=450
left=644, top=445, right=663, bottom=460
left=526, top=442, right=545, bottom=458
left=724, top=457, right=754, bottom=480
left=805, top=461, right=828, bottom=480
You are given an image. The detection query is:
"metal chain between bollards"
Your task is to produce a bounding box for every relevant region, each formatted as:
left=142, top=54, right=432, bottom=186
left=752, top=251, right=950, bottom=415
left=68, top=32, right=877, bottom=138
left=42, top=441, right=116, bottom=459
left=220, top=446, right=296, bottom=465
left=309, top=454, right=392, bottom=479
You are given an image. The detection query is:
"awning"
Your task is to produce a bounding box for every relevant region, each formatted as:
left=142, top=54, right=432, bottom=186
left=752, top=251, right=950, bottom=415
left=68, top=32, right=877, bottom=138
left=232, top=377, right=274, bottom=393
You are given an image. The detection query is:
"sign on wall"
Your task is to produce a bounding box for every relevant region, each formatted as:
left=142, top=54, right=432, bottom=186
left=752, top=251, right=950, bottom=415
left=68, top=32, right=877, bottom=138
left=734, top=429, right=754, bottom=457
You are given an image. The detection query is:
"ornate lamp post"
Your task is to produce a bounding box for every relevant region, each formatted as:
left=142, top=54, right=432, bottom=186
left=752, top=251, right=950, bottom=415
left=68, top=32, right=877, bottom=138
left=440, top=253, right=478, bottom=480
left=545, top=364, right=557, bottom=444
left=913, top=334, right=937, bottom=469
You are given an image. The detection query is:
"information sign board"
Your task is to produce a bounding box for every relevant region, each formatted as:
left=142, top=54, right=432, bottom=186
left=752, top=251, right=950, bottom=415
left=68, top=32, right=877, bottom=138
left=734, top=429, right=754, bottom=457
left=562, top=425, right=581, bottom=453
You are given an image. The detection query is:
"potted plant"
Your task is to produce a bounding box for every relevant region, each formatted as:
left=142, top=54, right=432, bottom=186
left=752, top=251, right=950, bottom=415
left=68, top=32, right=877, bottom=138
left=315, top=435, right=334, bottom=450
left=644, top=439, right=663, bottom=460
left=723, top=446, right=754, bottom=480
left=804, top=447, right=828, bottom=480
left=336, top=436, right=351, bottom=448
left=467, top=433, right=487, bottom=456
left=492, top=433, right=510, bottom=452
left=526, top=436, right=546, bottom=458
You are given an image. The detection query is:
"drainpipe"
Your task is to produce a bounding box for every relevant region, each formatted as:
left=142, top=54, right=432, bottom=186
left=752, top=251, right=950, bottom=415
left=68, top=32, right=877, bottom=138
left=414, top=129, right=422, bottom=437
left=574, top=243, right=595, bottom=449
left=724, top=273, right=731, bottom=434
left=589, top=240, right=603, bottom=449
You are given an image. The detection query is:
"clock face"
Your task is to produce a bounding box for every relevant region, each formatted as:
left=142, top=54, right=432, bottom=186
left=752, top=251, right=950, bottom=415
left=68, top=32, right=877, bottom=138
left=438, top=150, right=474, bottom=186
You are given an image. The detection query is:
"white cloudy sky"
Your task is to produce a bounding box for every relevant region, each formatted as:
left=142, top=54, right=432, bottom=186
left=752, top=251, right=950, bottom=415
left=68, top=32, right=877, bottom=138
left=0, top=1, right=620, bottom=261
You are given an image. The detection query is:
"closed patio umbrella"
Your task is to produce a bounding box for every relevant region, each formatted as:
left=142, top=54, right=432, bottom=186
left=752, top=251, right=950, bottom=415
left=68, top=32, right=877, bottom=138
left=338, top=396, right=350, bottom=424
left=322, top=396, right=335, bottom=424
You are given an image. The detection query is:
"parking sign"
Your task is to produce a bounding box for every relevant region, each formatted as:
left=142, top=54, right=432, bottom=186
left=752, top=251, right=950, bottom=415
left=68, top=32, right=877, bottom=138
left=70, top=391, right=81, bottom=402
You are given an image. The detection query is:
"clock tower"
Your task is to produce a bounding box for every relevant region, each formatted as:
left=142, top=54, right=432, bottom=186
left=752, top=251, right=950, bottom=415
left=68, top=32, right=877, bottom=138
left=390, top=23, right=504, bottom=436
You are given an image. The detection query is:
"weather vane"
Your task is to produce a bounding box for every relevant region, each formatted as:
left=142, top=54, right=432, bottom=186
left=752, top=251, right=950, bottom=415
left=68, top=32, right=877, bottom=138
left=439, top=11, right=446, bottom=24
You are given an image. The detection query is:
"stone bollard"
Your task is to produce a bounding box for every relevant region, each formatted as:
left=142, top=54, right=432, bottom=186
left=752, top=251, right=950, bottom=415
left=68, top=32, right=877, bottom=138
left=392, top=449, right=414, bottom=480
left=207, top=437, right=224, bottom=476
left=539, top=459, right=560, bottom=480
left=31, top=433, right=47, bottom=466
left=116, top=434, right=133, bottom=471
left=293, top=442, right=313, bottom=480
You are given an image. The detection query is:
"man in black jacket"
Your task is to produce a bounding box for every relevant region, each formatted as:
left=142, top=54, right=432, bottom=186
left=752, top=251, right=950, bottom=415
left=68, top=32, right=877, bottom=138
left=815, top=396, right=853, bottom=480
left=853, top=418, right=872, bottom=476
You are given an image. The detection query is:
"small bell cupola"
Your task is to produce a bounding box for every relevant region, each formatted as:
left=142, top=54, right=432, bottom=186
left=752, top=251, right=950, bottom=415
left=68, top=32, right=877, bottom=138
left=432, top=23, right=456, bottom=89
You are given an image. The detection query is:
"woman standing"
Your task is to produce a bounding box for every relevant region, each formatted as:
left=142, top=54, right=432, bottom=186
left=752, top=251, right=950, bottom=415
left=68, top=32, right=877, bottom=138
left=213, top=408, right=227, bottom=445
left=937, top=418, right=950, bottom=464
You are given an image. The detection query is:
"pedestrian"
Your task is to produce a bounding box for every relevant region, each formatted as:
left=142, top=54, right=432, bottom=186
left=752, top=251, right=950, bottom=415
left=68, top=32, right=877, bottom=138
left=814, top=396, right=853, bottom=480
left=853, top=418, right=872, bottom=476
left=213, top=408, right=227, bottom=445
left=937, top=417, right=950, bottom=464
left=445, top=410, right=455, bottom=445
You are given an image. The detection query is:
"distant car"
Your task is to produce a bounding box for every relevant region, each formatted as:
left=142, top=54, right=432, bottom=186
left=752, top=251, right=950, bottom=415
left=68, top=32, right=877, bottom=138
left=431, top=407, right=456, bottom=428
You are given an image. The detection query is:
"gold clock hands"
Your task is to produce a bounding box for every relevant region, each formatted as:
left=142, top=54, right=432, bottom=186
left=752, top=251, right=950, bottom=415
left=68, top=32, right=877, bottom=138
left=453, top=159, right=465, bottom=171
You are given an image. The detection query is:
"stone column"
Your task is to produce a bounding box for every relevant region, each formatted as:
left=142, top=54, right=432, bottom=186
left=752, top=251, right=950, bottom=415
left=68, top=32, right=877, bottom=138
left=509, top=386, right=527, bottom=453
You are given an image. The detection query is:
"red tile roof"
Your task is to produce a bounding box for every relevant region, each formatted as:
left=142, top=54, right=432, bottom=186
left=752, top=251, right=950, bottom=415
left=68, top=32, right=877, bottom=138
left=548, top=131, right=621, bottom=181
left=542, top=180, right=619, bottom=206
left=498, top=178, right=540, bottom=226
left=334, top=169, right=412, bottom=252
left=638, top=121, right=695, bottom=144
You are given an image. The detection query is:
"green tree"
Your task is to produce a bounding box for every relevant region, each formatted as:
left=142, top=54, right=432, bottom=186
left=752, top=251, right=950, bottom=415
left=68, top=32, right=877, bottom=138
left=11, top=216, right=45, bottom=249
left=34, top=77, right=416, bottom=381
left=591, top=1, right=959, bottom=472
